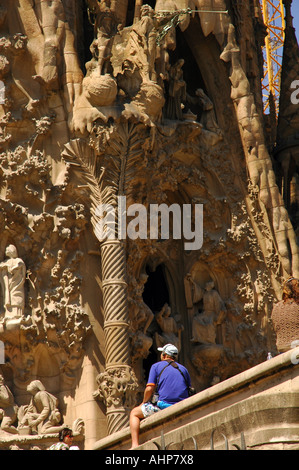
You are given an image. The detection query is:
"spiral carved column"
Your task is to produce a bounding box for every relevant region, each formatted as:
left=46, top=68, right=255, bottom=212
left=98, top=239, right=138, bottom=434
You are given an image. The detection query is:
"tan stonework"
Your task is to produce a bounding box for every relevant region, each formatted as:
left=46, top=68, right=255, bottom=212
left=0, top=0, right=298, bottom=450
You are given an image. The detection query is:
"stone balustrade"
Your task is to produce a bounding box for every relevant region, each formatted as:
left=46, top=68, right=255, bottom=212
left=93, top=347, right=299, bottom=450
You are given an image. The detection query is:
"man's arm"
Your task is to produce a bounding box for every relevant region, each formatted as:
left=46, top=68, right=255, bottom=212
left=142, top=384, right=155, bottom=404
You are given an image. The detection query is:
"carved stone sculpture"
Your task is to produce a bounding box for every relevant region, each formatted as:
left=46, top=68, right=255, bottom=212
left=88, top=0, right=118, bottom=76
left=155, top=303, right=183, bottom=352
left=0, top=245, right=26, bottom=323
left=93, top=366, right=138, bottom=432
left=220, top=24, right=299, bottom=278
left=17, top=380, right=63, bottom=435
left=129, top=274, right=154, bottom=364
left=191, top=281, right=226, bottom=345
left=184, top=272, right=204, bottom=309
left=0, top=0, right=298, bottom=449
left=123, top=4, right=157, bottom=83
left=189, top=88, right=220, bottom=134
left=164, top=59, right=186, bottom=121
left=0, top=375, right=18, bottom=434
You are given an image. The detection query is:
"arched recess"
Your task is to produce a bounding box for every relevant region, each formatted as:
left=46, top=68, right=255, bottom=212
left=174, top=15, right=240, bottom=139
left=136, top=238, right=187, bottom=377
left=142, top=263, right=170, bottom=313
left=141, top=262, right=171, bottom=378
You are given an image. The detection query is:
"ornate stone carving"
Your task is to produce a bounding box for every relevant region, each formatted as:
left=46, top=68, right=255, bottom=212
left=191, top=281, right=226, bottom=345
left=0, top=0, right=298, bottom=449
left=93, top=366, right=138, bottom=434
left=0, top=374, right=18, bottom=434
left=0, top=245, right=26, bottom=325
left=0, top=115, right=90, bottom=392
left=17, top=380, right=63, bottom=435
left=220, top=24, right=299, bottom=278
left=0, top=375, right=85, bottom=449
left=164, top=59, right=186, bottom=121
left=155, top=303, right=183, bottom=353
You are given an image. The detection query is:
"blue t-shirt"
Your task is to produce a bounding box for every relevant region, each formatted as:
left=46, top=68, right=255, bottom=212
left=147, top=360, right=191, bottom=405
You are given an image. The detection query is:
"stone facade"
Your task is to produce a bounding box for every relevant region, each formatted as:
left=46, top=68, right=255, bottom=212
left=0, top=0, right=298, bottom=450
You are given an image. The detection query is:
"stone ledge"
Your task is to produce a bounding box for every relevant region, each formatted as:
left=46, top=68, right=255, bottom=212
left=93, top=347, right=299, bottom=450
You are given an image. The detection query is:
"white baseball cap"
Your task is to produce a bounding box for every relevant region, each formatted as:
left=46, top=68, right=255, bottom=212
left=157, top=344, right=178, bottom=357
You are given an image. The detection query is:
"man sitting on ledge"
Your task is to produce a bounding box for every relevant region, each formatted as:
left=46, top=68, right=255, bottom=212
left=129, top=343, right=192, bottom=449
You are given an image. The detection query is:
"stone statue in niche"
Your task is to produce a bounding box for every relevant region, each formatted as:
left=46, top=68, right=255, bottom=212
left=184, top=272, right=204, bottom=309
left=164, top=59, right=186, bottom=121
left=0, top=245, right=26, bottom=324
left=87, top=0, right=118, bottom=76
left=0, top=374, right=18, bottom=434
left=17, top=380, right=63, bottom=435
left=187, top=88, right=220, bottom=133
left=130, top=301, right=154, bottom=362
left=191, top=281, right=226, bottom=345
left=37, top=0, right=82, bottom=102
left=155, top=303, right=183, bottom=353
left=123, top=4, right=158, bottom=83
left=128, top=273, right=154, bottom=363
left=72, top=0, right=118, bottom=131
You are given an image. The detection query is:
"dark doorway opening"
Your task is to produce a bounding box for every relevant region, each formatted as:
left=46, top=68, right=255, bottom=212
left=142, top=264, right=170, bottom=379
left=168, top=26, right=207, bottom=97
left=142, top=264, right=169, bottom=312
left=79, top=0, right=94, bottom=73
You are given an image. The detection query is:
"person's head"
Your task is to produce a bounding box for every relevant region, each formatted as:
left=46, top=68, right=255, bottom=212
left=157, top=343, right=178, bottom=360
left=59, top=427, right=74, bottom=445
left=5, top=245, right=18, bottom=259
left=205, top=280, right=215, bottom=291
left=27, top=380, right=45, bottom=395
left=282, top=277, right=299, bottom=303
left=141, top=4, right=154, bottom=17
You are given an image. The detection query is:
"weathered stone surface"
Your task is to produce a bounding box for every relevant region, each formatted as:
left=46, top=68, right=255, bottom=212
left=0, top=0, right=298, bottom=450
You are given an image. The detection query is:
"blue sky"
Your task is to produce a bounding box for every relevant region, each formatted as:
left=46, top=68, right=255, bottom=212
left=292, top=4, right=299, bottom=41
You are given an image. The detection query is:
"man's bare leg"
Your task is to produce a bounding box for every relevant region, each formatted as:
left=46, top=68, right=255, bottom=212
left=129, top=405, right=144, bottom=449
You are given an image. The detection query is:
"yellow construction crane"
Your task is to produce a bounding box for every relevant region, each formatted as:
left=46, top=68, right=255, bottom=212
left=260, top=0, right=285, bottom=114
left=260, top=0, right=285, bottom=115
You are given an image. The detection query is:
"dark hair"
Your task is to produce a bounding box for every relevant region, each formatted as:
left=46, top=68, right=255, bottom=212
left=282, top=277, right=299, bottom=303
left=162, top=352, right=177, bottom=360
left=59, top=427, right=73, bottom=442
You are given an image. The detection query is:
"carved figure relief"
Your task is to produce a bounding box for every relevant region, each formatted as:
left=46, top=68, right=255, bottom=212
left=191, top=281, right=226, bottom=345
left=184, top=272, right=204, bottom=310
left=0, top=375, right=84, bottom=449
left=155, top=303, right=183, bottom=352
left=17, top=380, right=63, bottom=435
left=0, top=374, right=18, bottom=434
left=0, top=245, right=26, bottom=324
left=164, top=59, right=186, bottom=121
left=0, top=0, right=298, bottom=450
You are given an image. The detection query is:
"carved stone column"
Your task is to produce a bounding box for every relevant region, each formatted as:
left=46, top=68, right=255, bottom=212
left=101, top=240, right=130, bottom=369
left=98, top=239, right=138, bottom=434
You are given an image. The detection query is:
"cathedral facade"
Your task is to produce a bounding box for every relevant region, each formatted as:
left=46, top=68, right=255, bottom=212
left=0, top=0, right=298, bottom=449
